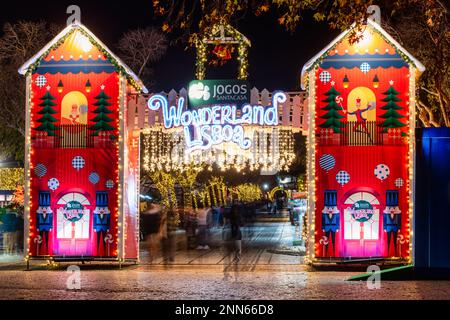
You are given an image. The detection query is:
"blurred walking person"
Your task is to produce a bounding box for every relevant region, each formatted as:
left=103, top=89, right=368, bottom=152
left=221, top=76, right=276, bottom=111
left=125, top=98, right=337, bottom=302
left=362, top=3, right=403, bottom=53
left=196, top=202, right=212, bottom=250
left=141, top=202, right=162, bottom=263
left=223, top=203, right=243, bottom=281
left=161, top=206, right=178, bottom=265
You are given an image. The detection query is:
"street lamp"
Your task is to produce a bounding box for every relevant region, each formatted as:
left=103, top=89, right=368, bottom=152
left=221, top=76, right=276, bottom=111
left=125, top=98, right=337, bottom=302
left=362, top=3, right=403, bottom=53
left=57, top=80, right=64, bottom=93
left=85, top=80, right=92, bottom=93
left=373, top=75, right=380, bottom=88
left=343, top=75, right=350, bottom=89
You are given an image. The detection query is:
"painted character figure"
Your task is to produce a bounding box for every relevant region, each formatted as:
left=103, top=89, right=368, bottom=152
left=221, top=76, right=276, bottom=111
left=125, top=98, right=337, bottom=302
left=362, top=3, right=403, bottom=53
left=345, top=98, right=375, bottom=134
left=322, top=190, right=340, bottom=256
left=69, top=104, right=80, bottom=124
left=383, top=190, right=401, bottom=256
left=36, top=191, right=53, bottom=255
left=93, top=191, right=111, bottom=256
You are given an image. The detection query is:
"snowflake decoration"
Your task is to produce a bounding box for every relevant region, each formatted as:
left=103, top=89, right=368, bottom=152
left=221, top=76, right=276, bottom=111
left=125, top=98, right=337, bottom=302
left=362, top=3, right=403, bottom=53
left=319, top=71, right=332, bottom=83
left=35, top=75, right=47, bottom=88
left=48, top=178, right=59, bottom=191
left=89, top=172, right=100, bottom=184
left=34, top=163, right=47, bottom=178
left=72, top=156, right=85, bottom=171
left=360, top=62, right=371, bottom=74
left=105, top=180, right=114, bottom=189
left=336, top=171, right=350, bottom=186
left=319, top=154, right=336, bottom=172
left=374, top=164, right=390, bottom=181
left=395, top=178, right=404, bottom=188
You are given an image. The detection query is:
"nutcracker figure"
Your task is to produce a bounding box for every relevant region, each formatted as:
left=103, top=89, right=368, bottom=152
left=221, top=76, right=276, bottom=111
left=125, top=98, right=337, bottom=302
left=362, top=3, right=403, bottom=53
left=93, top=191, right=111, bottom=255
left=322, top=190, right=340, bottom=256
left=383, top=190, right=401, bottom=256
left=36, top=191, right=53, bottom=255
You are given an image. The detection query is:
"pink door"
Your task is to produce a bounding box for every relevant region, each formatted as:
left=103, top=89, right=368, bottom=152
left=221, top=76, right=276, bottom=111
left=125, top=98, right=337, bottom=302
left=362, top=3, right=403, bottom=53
left=342, top=192, right=382, bottom=257
left=53, top=192, right=93, bottom=256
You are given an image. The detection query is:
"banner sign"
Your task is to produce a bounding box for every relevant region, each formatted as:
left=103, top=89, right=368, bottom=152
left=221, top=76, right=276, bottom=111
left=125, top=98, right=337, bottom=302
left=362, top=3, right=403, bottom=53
left=62, top=200, right=84, bottom=222
left=188, top=80, right=250, bottom=108
left=348, top=200, right=374, bottom=222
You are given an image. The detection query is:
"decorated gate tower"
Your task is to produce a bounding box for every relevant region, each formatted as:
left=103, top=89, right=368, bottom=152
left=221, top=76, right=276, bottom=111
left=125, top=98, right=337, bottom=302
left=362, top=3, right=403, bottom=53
left=302, top=19, right=424, bottom=261
left=19, top=21, right=145, bottom=263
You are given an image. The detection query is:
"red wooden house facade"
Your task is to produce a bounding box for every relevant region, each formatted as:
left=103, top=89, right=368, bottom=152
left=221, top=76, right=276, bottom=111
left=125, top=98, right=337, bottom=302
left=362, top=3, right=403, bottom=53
left=19, top=22, right=145, bottom=263
left=302, top=19, right=424, bottom=261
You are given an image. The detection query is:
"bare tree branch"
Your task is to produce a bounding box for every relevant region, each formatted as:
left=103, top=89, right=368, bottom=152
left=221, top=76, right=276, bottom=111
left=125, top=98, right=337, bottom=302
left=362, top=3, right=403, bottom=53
left=0, top=21, right=56, bottom=160
left=418, top=100, right=440, bottom=127
left=117, top=27, right=168, bottom=88
left=420, top=87, right=439, bottom=97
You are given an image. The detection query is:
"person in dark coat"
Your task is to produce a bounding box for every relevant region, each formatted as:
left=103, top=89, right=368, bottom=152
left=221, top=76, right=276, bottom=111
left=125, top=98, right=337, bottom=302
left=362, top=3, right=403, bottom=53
left=161, top=207, right=178, bottom=264
left=222, top=203, right=244, bottom=280
left=141, top=202, right=162, bottom=263
left=225, top=203, right=243, bottom=260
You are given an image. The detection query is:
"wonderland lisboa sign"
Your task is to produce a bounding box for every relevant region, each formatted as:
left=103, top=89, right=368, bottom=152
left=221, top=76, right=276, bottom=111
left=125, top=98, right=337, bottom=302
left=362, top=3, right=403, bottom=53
left=147, top=90, right=287, bottom=152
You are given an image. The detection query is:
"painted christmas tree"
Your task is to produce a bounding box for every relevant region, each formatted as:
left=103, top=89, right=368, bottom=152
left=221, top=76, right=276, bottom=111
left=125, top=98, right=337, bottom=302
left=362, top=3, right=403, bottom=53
left=90, top=86, right=115, bottom=137
left=319, top=83, right=345, bottom=133
left=35, top=89, right=58, bottom=136
left=379, top=80, right=406, bottom=133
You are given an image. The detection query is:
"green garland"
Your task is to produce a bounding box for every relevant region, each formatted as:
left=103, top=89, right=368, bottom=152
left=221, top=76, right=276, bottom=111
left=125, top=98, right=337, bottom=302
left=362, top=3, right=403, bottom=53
left=305, top=24, right=417, bottom=75
left=195, top=23, right=251, bottom=80
left=25, top=26, right=143, bottom=92
left=25, top=29, right=75, bottom=76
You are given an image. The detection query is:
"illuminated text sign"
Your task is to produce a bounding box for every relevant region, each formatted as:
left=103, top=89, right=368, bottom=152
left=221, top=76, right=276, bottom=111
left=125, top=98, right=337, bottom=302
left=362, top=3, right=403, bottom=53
left=188, top=80, right=250, bottom=108
left=147, top=92, right=286, bottom=152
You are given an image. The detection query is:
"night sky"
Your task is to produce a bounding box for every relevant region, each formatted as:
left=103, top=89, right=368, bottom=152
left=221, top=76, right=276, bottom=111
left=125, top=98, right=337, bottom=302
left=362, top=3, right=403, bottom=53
left=3, top=0, right=339, bottom=92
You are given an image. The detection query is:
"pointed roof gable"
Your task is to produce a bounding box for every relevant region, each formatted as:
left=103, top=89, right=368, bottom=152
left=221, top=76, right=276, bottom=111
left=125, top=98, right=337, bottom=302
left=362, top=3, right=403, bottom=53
left=300, top=19, right=425, bottom=89
left=202, top=23, right=251, bottom=46
left=19, top=21, right=148, bottom=93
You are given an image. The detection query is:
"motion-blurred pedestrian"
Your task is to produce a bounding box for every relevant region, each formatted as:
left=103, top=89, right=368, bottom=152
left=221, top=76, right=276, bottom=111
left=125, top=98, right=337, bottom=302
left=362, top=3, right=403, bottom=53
left=196, top=202, right=212, bottom=250
left=141, top=202, right=162, bottom=263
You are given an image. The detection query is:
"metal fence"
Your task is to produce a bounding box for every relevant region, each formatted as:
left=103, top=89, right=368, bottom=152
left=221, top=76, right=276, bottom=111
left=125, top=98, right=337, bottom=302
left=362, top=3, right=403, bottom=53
left=341, top=121, right=384, bottom=146
left=318, top=121, right=404, bottom=146
left=54, top=124, right=94, bottom=148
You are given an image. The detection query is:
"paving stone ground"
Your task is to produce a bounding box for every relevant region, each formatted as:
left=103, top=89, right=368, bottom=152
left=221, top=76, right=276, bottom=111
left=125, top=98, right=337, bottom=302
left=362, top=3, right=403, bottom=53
left=1, top=219, right=449, bottom=300
left=1, top=266, right=450, bottom=300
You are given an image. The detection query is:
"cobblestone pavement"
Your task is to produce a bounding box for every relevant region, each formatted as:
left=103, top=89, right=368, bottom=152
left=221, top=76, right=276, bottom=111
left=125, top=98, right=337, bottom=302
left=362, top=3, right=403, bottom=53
left=140, top=221, right=304, bottom=266
left=1, top=264, right=450, bottom=300
left=1, top=219, right=450, bottom=300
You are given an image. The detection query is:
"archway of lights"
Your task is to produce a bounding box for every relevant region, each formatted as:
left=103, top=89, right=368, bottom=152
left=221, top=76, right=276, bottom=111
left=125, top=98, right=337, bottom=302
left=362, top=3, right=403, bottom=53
left=137, top=90, right=305, bottom=173
left=142, top=126, right=296, bottom=172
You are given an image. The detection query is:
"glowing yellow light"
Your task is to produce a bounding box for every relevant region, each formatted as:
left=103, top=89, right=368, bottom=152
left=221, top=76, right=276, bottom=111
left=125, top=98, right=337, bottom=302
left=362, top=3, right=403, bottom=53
left=355, top=29, right=373, bottom=48
left=85, top=80, right=92, bottom=93
left=57, top=80, right=64, bottom=93
left=74, top=32, right=93, bottom=53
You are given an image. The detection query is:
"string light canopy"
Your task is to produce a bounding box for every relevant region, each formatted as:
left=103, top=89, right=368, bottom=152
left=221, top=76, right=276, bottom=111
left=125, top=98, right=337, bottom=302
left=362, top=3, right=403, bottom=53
left=194, top=21, right=251, bottom=80
left=142, top=127, right=296, bottom=173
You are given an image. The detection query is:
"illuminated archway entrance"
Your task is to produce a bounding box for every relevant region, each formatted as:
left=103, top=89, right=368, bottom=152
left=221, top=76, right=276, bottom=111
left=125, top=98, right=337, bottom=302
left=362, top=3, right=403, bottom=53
left=341, top=190, right=382, bottom=257
left=133, top=88, right=308, bottom=266
left=53, top=192, right=92, bottom=256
